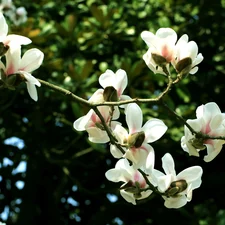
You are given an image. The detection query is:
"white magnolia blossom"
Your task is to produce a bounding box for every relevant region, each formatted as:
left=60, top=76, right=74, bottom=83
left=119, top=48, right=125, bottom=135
left=105, top=158, right=153, bottom=205
left=99, top=69, right=130, bottom=101
left=181, top=102, right=225, bottom=162
left=74, top=105, right=120, bottom=143
left=0, top=46, right=44, bottom=101
left=111, top=103, right=167, bottom=168
left=0, top=12, right=30, bottom=48
left=141, top=28, right=177, bottom=75
left=153, top=153, right=203, bottom=209
left=172, top=34, right=203, bottom=75
left=141, top=28, right=203, bottom=76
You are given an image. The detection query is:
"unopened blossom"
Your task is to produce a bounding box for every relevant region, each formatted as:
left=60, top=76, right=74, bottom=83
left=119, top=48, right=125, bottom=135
left=105, top=158, right=153, bottom=205
left=152, top=153, right=203, bottom=209
left=111, top=103, right=167, bottom=168
left=172, top=34, right=203, bottom=76
left=0, top=12, right=30, bottom=52
left=181, top=102, right=225, bottom=162
left=141, top=28, right=177, bottom=75
left=0, top=46, right=44, bottom=101
left=99, top=69, right=130, bottom=102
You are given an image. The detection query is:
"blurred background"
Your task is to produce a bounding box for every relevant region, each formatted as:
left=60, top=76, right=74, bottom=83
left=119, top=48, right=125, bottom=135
left=1, top=0, right=225, bottom=224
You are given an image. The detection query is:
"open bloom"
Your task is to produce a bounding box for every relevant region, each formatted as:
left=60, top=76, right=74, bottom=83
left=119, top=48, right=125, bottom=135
left=74, top=104, right=120, bottom=143
left=99, top=69, right=131, bottom=102
left=0, top=12, right=30, bottom=50
left=105, top=158, right=153, bottom=205
left=181, top=102, right=225, bottom=162
left=172, top=34, right=203, bottom=75
left=0, top=46, right=44, bottom=101
left=141, top=28, right=177, bottom=75
left=111, top=103, right=167, bottom=168
left=153, top=153, right=203, bottom=208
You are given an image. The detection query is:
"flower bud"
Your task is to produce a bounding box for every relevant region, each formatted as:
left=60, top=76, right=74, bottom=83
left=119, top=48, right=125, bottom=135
left=103, top=86, right=118, bottom=102
left=128, top=131, right=145, bottom=148
left=175, top=57, right=192, bottom=77
left=189, top=137, right=206, bottom=150
left=121, top=181, right=142, bottom=199
left=165, top=179, right=188, bottom=197
left=151, top=53, right=167, bottom=66
left=0, top=42, right=9, bottom=57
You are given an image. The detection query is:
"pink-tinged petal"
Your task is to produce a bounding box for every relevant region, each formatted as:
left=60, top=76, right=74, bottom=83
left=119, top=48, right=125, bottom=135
left=5, top=46, right=21, bottom=75
left=25, top=81, right=38, bottom=101
left=73, top=110, right=93, bottom=131
left=162, top=153, right=176, bottom=176
left=0, top=13, right=8, bottom=39
left=126, top=103, right=143, bottom=133
left=20, top=48, right=44, bottom=72
left=87, top=127, right=109, bottom=143
left=120, top=190, right=136, bottom=205
left=196, top=102, right=221, bottom=120
left=5, top=34, right=31, bottom=46
left=177, top=166, right=203, bottom=184
left=164, top=195, right=187, bottom=209
left=157, top=174, right=173, bottom=193
left=142, top=118, right=167, bottom=143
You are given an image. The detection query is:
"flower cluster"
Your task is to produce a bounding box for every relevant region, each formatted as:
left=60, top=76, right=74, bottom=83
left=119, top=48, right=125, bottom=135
left=0, top=12, right=44, bottom=101
left=141, top=28, right=203, bottom=77
left=181, top=102, right=225, bottom=162
left=0, top=0, right=27, bottom=26
left=73, top=27, right=206, bottom=208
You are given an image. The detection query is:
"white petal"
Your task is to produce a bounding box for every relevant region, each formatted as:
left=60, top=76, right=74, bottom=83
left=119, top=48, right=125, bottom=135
left=23, top=72, right=41, bottom=86
left=162, top=153, right=176, bottom=176
left=157, top=174, right=173, bottom=192
left=177, top=166, right=203, bottom=185
left=120, top=190, right=136, bottom=205
left=73, top=110, right=93, bottom=131
left=145, top=148, right=155, bottom=173
left=164, top=195, right=187, bottom=209
left=126, top=103, right=143, bottom=133
left=87, top=127, right=109, bottom=143
left=5, top=34, right=31, bottom=46
left=20, top=48, right=44, bottom=72
left=142, top=118, right=167, bottom=143
left=0, top=13, right=8, bottom=39
left=25, top=81, right=38, bottom=101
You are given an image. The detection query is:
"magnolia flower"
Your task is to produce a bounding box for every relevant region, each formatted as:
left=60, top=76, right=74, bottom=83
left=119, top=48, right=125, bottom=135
left=99, top=69, right=130, bottom=102
left=111, top=103, right=167, bottom=168
left=74, top=104, right=120, bottom=143
left=0, top=12, right=30, bottom=50
left=105, top=158, right=153, bottom=205
left=153, top=153, right=203, bottom=209
left=0, top=46, right=44, bottom=101
left=172, top=34, right=203, bottom=75
left=141, top=28, right=178, bottom=75
left=181, top=102, right=225, bottom=162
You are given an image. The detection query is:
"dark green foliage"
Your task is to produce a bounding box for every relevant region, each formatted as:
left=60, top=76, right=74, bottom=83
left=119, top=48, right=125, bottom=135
left=1, top=0, right=225, bottom=224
